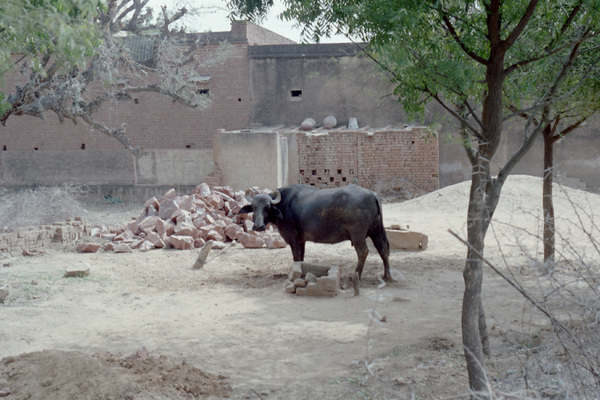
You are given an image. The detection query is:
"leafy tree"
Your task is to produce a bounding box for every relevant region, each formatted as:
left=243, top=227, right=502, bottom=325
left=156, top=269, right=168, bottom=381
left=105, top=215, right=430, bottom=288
left=1, top=0, right=232, bottom=154
left=505, top=36, right=600, bottom=265
left=229, top=0, right=600, bottom=395
left=0, top=0, right=101, bottom=116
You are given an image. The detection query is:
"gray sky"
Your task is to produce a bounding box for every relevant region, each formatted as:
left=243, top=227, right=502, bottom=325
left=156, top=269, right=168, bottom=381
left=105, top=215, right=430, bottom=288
left=146, top=0, right=350, bottom=43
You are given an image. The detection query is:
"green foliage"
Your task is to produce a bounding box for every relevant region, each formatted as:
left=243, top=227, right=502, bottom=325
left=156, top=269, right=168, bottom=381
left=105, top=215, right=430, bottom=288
left=230, top=0, right=600, bottom=125
left=0, top=0, right=102, bottom=96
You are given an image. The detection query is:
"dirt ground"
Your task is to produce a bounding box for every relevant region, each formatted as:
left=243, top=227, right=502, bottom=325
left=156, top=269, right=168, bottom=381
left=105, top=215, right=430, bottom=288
left=1, top=175, right=599, bottom=399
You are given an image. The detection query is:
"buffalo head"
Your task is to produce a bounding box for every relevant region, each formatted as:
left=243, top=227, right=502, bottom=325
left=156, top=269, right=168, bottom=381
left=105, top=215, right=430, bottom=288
left=238, top=189, right=282, bottom=231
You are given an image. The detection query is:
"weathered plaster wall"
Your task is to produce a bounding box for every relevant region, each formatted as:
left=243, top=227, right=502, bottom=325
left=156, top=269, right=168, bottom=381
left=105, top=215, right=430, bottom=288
left=248, top=43, right=405, bottom=129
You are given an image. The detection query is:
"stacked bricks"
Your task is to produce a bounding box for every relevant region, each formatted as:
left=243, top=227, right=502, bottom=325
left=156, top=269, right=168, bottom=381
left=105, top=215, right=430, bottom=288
left=285, top=262, right=341, bottom=297
left=0, top=218, right=91, bottom=255
left=296, top=127, right=439, bottom=193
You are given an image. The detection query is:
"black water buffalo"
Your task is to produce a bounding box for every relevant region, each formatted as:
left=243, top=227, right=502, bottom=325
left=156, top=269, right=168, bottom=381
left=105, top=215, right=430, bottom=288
left=238, top=184, right=391, bottom=282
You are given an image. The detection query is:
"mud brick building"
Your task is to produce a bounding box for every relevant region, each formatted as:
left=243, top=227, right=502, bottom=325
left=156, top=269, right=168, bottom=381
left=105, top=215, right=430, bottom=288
left=1, top=21, right=598, bottom=199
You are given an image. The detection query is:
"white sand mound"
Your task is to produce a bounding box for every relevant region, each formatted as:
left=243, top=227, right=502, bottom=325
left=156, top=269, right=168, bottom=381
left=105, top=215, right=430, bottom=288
left=383, top=175, right=600, bottom=261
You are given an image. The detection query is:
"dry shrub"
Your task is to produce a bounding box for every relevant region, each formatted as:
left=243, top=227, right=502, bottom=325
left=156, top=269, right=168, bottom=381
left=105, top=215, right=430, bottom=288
left=0, top=186, right=85, bottom=231
left=478, top=184, right=600, bottom=399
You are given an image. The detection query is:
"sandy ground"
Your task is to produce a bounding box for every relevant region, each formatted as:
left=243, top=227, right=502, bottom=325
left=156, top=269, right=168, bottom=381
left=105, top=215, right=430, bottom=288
left=1, top=175, right=599, bottom=399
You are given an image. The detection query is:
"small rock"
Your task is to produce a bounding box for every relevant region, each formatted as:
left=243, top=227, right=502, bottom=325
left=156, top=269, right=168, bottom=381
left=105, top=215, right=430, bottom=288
left=64, top=269, right=90, bottom=278
left=240, top=233, right=265, bottom=248
left=0, top=387, right=11, bottom=397
left=210, top=240, right=226, bottom=250
left=113, top=243, right=133, bottom=253
left=285, top=282, right=296, bottom=293
left=194, top=183, right=211, bottom=198
left=394, top=377, right=408, bottom=386
left=293, top=278, right=307, bottom=288
left=127, top=346, right=149, bottom=360
left=139, top=241, right=155, bottom=252
left=0, top=288, right=9, bottom=304
left=77, top=242, right=101, bottom=253
left=170, top=235, right=194, bottom=250
left=262, top=232, right=287, bottom=249
left=305, top=272, right=317, bottom=283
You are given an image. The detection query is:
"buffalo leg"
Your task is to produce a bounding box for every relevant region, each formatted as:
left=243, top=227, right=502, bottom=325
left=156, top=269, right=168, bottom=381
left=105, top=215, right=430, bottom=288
left=369, top=229, right=392, bottom=280
left=352, top=239, right=369, bottom=279
left=289, top=240, right=305, bottom=262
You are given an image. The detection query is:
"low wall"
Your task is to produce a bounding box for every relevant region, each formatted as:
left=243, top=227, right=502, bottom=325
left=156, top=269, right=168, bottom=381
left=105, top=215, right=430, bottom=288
left=0, top=128, right=439, bottom=199
left=297, top=127, right=439, bottom=192
left=0, top=149, right=214, bottom=202
left=0, top=150, right=134, bottom=186
left=213, top=130, right=293, bottom=190
left=0, top=219, right=90, bottom=255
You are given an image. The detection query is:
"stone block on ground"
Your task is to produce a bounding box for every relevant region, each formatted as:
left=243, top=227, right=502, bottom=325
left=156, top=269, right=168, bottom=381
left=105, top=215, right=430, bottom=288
left=138, top=216, right=160, bottom=234
left=385, top=229, right=428, bottom=250
left=286, top=262, right=340, bottom=297
left=170, top=235, right=194, bottom=250
left=113, top=243, right=133, bottom=253
left=77, top=242, right=101, bottom=253
left=240, top=233, right=265, bottom=248
left=262, top=232, right=287, bottom=249
left=158, top=198, right=179, bottom=221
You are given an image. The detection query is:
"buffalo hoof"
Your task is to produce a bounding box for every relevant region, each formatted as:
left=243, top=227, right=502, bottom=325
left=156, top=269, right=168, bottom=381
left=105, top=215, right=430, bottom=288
left=352, top=272, right=360, bottom=296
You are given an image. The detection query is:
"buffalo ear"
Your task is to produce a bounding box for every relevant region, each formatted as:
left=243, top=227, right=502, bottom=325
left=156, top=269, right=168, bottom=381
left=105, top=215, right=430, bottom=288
left=239, top=205, right=253, bottom=214
left=270, top=207, right=283, bottom=221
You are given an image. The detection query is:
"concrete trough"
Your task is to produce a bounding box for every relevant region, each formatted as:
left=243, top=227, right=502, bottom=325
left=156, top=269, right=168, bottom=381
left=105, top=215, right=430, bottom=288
left=368, top=227, right=428, bottom=252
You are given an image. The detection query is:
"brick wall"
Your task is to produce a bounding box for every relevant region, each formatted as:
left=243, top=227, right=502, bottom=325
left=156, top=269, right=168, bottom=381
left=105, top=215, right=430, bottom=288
left=297, top=127, right=439, bottom=192
left=0, top=41, right=250, bottom=152
left=242, top=21, right=296, bottom=45
left=0, top=218, right=90, bottom=255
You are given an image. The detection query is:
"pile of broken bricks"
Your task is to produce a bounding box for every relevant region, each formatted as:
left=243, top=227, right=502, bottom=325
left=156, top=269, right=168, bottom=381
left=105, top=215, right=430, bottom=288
left=81, top=183, right=287, bottom=253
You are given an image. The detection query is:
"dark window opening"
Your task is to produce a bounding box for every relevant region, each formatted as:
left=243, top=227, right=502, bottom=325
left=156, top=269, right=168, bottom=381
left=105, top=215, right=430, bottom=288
left=290, top=89, right=302, bottom=98
left=34, top=147, right=38, bottom=151
left=337, top=169, right=342, bottom=174
left=329, top=177, right=334, bottom=182
left=311, top=170, right=317, bottom=175
left=197, top=89, right=209, bottom=98
left=342, top=177, right=347, bottom=182
left=134, top=98, right=139, bottom=104
left=2, top=145, right=6, bottom=151
left=186, top=145, right=191, bottom=149
left=324, top=169, right=330, bottom=175
left=81, top=143, right=86, bottom=150
left=238, top=98, right=242, bottom=102
left=115, top=93, right=132, bottom=101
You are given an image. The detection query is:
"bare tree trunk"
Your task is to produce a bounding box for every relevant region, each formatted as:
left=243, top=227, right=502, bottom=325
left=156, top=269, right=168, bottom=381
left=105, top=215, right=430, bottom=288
left=462, top=156, right=491, bottom=396
left=543, top=125, right=555, bottom=265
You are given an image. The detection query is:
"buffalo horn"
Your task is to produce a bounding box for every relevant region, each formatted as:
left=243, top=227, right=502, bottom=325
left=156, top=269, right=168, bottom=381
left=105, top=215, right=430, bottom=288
left=244, top=189, right=254, bottom=202
left=271, top=190, right=281, bottom=204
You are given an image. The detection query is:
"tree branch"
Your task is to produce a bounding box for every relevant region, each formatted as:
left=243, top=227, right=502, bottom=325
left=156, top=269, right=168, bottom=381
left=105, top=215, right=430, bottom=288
left=501, top=0, right=540, bottom=51
left=441, top=14, right=487, bottom=65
